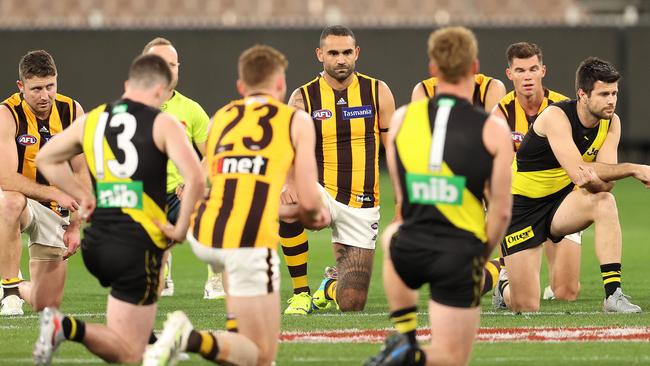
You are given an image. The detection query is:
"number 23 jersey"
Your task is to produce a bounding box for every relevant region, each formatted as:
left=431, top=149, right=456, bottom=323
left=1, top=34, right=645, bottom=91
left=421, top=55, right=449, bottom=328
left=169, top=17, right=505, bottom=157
left=191, top=94, right=296, bottom=250
left=82, top=99, right=168, bottom=249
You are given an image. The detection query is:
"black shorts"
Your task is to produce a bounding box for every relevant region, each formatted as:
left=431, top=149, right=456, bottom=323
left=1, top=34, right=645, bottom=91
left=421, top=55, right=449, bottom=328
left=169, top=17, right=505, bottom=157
left=390, top=229, right=485, bottom=308
left=82, top=223, right=164, bottom=305
left=166, top=192, right=180, bottom=225
left=500, top=185, right=574, bottom=257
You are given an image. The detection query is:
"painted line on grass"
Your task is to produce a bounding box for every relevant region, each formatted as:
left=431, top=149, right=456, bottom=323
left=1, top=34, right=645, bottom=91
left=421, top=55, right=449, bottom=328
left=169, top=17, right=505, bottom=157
left=4, top=312, right=105, bottom=320
left=281, top=326, right=650, bottom=343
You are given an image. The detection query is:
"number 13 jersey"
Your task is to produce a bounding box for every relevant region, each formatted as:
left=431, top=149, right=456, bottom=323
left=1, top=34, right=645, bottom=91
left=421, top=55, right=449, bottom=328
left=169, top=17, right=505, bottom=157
left=82, top=99, right=169, bottom=249
left=191, top=94, right=296, bottom=250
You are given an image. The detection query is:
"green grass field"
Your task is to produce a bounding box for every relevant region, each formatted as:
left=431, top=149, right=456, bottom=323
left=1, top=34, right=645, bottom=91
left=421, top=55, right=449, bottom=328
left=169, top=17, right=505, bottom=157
left=2, top=173, right=650, bottom=365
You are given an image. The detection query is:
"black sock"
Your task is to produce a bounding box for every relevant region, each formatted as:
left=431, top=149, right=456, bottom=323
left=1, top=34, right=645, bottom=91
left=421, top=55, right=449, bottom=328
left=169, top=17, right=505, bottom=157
left=62, top=316, right=86, bottom=342
left=601, top=263, right=621, bottom=298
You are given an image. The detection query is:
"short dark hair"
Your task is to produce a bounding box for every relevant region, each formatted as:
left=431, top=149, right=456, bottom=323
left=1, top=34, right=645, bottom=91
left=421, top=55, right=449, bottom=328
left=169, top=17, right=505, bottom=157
left=238, top=44, right=288, bottom=88
left=142, top=37, right=173, bottom=54
left=575, top=57, right=620, bottom=95
left=320, top=25, right=356, bottom=46
left=128, top=54, right=172, bottom=88
left=506, top=42, right=543, bottom=66
left=19, top=50, right=57, bottom=80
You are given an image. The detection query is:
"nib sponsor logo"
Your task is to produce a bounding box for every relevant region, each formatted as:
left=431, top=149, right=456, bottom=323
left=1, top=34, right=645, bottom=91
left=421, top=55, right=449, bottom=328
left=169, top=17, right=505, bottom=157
left=406, top=173, right=465, bottom=206
left=216, top=155, right=268, bottom=175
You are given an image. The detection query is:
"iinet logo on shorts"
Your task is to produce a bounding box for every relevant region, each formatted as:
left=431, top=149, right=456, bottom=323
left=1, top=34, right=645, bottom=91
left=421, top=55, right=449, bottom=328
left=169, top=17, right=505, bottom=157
left=216, top=155, right=268, bottom=175
left=406, top=173, right=465, bottom=206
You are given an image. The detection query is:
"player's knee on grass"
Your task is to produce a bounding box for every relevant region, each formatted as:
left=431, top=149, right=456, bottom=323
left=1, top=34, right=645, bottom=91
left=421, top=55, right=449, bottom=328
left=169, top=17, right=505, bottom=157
left=215, top=332, right=260, bottom=366
left=336, top=287, right=368, bottom=312
left=509, top=296, right=540, bottom=312
left=554, top=282, right=580, bottom=301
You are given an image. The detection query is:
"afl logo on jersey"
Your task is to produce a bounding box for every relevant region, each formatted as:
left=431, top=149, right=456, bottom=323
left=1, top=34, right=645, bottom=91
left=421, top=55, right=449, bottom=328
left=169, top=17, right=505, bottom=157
left=17, top=134, right=37, bottom=146
left=511, top=132, right=524, bottom=143
left=312, top=109, right=333, bottom=120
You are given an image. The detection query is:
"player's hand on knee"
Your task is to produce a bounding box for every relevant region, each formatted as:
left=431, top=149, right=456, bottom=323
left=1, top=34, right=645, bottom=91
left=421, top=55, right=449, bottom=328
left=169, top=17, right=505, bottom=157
left=303, top=205, right=330, bottom=230
left=63, top=224, right=81, bottom=259
left=280, top=184, right=298, bottom=204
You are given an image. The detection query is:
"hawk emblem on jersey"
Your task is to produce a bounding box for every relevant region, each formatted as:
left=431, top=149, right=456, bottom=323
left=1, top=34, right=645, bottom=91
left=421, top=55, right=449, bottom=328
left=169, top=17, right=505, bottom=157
left=17, top=134, right=37, bottom=146
left=341, top=105, right=373, bottom=120
left=312, top=109, right=333, bottom=120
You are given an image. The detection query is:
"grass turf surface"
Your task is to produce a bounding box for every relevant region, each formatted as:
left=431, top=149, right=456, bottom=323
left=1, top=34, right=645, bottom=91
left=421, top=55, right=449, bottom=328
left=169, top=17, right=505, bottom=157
left=1, top=173, right=650, bottom=365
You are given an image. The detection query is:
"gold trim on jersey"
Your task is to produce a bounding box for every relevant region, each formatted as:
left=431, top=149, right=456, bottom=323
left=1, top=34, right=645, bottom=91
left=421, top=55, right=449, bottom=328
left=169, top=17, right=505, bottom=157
left=421, top=73, right=493, bottom=108
left=396, top=99, right=487, bottom=242
left=2, top=92, right=76, bottom=213
left=299, top=72, right=380, bottom=208
left=512, top=119, right=611, bottom=198
left=191, top=94, right=296, bottom=250
left=82, top=105, right=167, bottom=249
left=497, top=88, right=568, bottom=150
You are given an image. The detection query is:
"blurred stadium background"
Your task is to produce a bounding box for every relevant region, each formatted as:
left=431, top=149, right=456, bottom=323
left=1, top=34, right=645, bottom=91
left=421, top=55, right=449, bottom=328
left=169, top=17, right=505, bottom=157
left=2, top=1, right=650, bottom=365
left=1, top=0, right=649, bottom=162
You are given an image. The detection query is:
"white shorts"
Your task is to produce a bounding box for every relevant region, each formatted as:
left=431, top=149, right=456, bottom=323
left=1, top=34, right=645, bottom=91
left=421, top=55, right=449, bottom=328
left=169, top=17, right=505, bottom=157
left=187, top=234, right=280, bottom=297
left=22, top=199, right=69, bottom=249
left=563, top=231, right=583, bottom=245
left=318, top=185, right=380, bottom=250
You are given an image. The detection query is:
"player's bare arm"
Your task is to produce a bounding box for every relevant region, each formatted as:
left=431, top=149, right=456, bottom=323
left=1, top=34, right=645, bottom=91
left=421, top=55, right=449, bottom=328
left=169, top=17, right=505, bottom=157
left=410, top=82, right=427, bottom=102
left=483, top=78, right=507, bottom=113
left=378, top=80, right=396, bottom=147
left=541, top=107, right=650, bottom=187
left=482, top=115, right=513, bottom=257
left=385, top=106, right=407, bottom=223
left=153, top=112, right=205, bottom=242
left=288, top=88, right=306, bottom=111
left=290, top=109, right=330, bottom=229
left=0, top=105, right=78, bottom=211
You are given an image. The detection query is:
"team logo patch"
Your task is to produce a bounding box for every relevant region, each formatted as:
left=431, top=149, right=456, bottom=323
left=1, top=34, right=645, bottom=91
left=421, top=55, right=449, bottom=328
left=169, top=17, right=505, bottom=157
left=505, top=226, right=535, bottom=248
left=511, top=131, right=524, bottom=144
left=312, top=109, right=333, bottom=120
left=342, top=105, right=373, bottom=120
left=17, top=134, right=37, bottom=146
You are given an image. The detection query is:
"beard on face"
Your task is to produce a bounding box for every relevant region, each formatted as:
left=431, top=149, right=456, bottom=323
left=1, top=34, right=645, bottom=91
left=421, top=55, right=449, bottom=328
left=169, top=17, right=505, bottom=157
left=325, top=64, right=354, bottom=82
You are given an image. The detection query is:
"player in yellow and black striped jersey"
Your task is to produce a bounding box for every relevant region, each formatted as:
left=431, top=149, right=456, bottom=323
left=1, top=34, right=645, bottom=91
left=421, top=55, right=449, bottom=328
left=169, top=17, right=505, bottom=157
left=0, top=50, right=85, bottom=317
left=412, top=72, right=507, bottom=298
left=280, top=26, right=396, bottom=315
left=411, top=73, right=506, bottom=112
left=491, top=42, right=580, bottom=304
left=32, top=54, right=204, bottom=364
left=147, top=45, right=328, bottom=366
left=366, top=27, right=513, bottom=366
left=494, top=57, right=650, bottom=314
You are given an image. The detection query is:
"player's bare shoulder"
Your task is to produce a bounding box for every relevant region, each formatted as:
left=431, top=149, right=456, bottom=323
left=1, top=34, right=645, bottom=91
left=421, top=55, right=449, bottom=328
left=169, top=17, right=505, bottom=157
left=288, top=88, right=306, bottom=111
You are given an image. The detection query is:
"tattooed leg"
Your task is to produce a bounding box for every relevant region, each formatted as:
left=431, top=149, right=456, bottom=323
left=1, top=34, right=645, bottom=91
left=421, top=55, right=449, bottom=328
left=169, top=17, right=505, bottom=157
left=331, top=243, right=374, bottom=312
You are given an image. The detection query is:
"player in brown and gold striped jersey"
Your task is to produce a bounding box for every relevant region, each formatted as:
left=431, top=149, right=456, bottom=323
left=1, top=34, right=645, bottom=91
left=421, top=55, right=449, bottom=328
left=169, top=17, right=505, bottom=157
left=0, top=50, right=86, bottom=316
left=281, top=25, right=396, bottom=314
